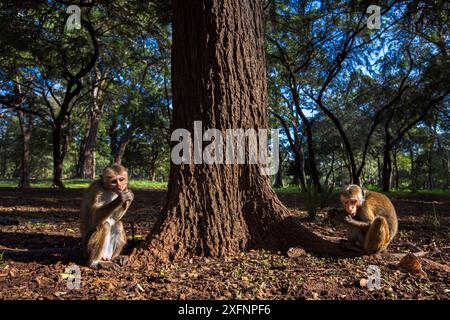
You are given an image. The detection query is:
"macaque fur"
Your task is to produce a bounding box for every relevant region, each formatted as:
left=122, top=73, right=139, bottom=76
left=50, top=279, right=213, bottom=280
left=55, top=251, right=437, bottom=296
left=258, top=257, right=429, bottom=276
left=80, top=164, right=134, bottom=269
left=335, top=184, right=398, bottom=254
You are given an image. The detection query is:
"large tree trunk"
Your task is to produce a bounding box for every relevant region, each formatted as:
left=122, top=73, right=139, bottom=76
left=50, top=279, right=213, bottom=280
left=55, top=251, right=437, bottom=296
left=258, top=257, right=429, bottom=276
left=138, top=0, right=356, bottom=264
left=17, top=110, right=32, bottom=188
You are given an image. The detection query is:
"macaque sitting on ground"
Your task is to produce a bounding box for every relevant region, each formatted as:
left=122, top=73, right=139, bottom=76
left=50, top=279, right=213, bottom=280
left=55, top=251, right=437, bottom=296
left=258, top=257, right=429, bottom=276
left=329, top=184, right=398, bottom=254
left=80, top=164, right=134, bottom=270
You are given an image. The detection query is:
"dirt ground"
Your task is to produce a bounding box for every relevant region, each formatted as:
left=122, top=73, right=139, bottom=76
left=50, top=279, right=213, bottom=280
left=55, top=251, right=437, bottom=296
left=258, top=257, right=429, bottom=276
left=0, top=187, right=449, bottom=300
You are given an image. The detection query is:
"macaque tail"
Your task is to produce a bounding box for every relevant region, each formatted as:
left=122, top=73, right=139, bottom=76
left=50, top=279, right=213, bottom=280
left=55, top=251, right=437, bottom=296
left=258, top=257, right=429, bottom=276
left=364, top=216, right=390, bottom=254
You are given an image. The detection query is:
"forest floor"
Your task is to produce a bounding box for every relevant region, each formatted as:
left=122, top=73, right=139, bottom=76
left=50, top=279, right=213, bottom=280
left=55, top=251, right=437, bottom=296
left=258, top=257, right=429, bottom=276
left=0, top=187, right=449, bottom=300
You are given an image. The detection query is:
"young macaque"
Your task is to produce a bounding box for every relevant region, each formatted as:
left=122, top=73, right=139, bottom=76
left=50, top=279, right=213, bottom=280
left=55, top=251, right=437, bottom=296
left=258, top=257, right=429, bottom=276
left=80, top=164, right=134, bottom=270
left=329, top=184, right=398, bottom=254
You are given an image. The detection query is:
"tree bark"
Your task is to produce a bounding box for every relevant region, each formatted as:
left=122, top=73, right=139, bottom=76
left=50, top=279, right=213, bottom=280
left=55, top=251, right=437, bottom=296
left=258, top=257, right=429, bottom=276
left=273, top=151, right=283, bottom=188
left=408, top=144, right=418, bottom=192
left=17, top=110, right=32, bottom=188
left=78, top=114, right=101, bottom=178
left=109, top=114, right=119, bottom=159
left=273, top=112, right=306, bottom=191
left=382, top=147, right=392, bottom=192
left=393, top=146, right=399, bottom=189
left=113, top=127, right=134, bottom=165
left=427, top=150, right=433, bottom=190
left=52, top=124, right=65, bottom=188
left=77, top=73, right=106, bottom=178
left=137, top=0, right=357, bottom=263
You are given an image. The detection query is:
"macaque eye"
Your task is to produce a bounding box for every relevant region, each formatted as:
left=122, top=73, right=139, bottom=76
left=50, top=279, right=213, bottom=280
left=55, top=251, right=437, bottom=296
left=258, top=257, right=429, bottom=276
left=119, top=177, right=125, bottom=182
left=111, top=179, right=118, bottom=184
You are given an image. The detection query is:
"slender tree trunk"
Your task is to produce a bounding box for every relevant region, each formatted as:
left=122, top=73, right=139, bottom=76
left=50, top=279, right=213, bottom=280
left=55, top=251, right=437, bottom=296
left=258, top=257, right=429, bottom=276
left=291, top=89, right=321, bottom=191
left=297, top=144, right=307, bottom=191
left=382, top=147, right=392, bottom=192
left=78, top=114, right=101, bottom=178
left=324, top=152, right=335, bottom=186
left=291, top=168, right=300, bottom=186
left=138, top=0, right=354, bottom=263
left=427, top=150, right=433, bottom=190
left=273, top=152, right=283, bottom=188
left=148, top=148, right=159, bottom=181
left=17, top=111, right=32, bottom=188
left=52, top=124, right=65, bottom=188
left=393, top=146, right=399, bottom=189
left=409, top=145, right=417, bottom=192
left=77, top=71, right=107, bottom=178
left=446, top=151, right=450, bottom=190
left=113, top=128, right=134, bottom=165
left=109, top=114, right=119, bottom=160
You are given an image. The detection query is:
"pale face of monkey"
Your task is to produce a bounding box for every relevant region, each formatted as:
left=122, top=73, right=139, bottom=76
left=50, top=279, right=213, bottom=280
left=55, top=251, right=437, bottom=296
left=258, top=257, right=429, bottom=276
left=340, top=195, right=359, bottom=216
left=103, top=170, right=128, bottom=193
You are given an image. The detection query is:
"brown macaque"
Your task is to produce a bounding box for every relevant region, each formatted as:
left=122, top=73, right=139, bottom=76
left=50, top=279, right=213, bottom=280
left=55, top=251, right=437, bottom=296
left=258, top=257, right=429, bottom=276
left=330, top=184, right=398, bottom=254
left=80, top=164, right=134, bottom=270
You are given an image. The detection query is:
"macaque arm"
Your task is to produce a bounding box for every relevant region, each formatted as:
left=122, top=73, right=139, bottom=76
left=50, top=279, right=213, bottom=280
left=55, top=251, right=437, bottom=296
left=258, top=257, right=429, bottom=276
left=92, top=197, right=123, bottom=225
left=343, top=218, right=371, bottom=231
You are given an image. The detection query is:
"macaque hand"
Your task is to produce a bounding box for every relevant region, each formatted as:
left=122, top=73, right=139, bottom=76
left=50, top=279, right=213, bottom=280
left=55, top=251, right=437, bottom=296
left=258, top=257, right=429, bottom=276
left=343, top=214, right=354, bottom=223
left=328, top=208, right=349, bottom=225
left=117, top=191, right=134, bottom=203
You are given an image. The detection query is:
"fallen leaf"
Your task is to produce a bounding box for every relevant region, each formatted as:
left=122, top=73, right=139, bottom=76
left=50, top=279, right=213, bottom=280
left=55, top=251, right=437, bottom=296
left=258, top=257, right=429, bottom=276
left=398, top=253, right=427, bottom=277
left=287, top=247, right=306, bottom=258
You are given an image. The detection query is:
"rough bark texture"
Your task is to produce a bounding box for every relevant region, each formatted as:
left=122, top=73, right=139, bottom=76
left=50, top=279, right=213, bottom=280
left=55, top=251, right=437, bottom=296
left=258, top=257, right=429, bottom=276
left=139, top=0, right=354, bottom=263
left=141, top=0, right=289, bottom=262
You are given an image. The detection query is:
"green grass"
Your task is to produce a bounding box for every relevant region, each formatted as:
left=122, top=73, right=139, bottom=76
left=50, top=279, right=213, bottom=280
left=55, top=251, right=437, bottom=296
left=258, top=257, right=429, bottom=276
left=0, top=179, right=167, bottom=189
left=274, top=186, right=306, bottom=193
left=0, top=178, right=448, bottom=197
left=273, top=185, right=450, bottom=197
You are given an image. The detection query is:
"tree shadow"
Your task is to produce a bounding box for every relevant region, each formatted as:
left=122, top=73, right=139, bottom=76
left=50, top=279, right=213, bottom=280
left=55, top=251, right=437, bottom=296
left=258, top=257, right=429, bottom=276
left=0, top=231, right=140, bottom=265
left=277, top=216, right=365, bottom=259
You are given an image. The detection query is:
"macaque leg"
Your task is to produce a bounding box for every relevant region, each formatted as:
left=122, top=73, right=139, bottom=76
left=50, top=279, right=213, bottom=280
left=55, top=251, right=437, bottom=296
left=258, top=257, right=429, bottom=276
left=363, top=216, right=390, bottom=254
left=110, top=221, right=127, bottom=261
left=86, top=223, right=111, bottom=267
left=347, top=227, right=365, bottom=246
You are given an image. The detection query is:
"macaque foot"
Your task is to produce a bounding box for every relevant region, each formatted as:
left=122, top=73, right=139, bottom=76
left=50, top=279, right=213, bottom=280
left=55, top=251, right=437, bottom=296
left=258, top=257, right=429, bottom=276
left=96, top=261, right=121, bottom=271
left=112, top=255, right=129, bottom=267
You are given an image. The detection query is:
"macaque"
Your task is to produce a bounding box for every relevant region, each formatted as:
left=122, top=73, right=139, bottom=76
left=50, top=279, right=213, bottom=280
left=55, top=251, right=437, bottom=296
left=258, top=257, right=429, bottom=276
left=80, top=164, right=134, bottom=270
left=330, top=184, right=398, bottom=254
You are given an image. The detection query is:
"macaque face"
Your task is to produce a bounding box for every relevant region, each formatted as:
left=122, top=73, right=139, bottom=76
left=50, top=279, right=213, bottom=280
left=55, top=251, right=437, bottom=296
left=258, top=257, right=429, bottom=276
left=103, top=165, right=128, bottom=192
left=340, top=195, right=359, bottom=216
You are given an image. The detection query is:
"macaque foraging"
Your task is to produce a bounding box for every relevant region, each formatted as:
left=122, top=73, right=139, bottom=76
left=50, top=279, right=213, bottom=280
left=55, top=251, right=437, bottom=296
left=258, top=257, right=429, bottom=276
left=330, top=184, right=398, bottom=254
left=80, top=164, right=134, bottom=270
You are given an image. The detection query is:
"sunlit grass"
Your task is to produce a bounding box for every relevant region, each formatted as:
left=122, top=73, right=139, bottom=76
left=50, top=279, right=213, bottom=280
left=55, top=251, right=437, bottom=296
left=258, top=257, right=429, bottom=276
left=0, top=179, right=448, bottom=196
left=273, top=185, right=450, bottom=197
